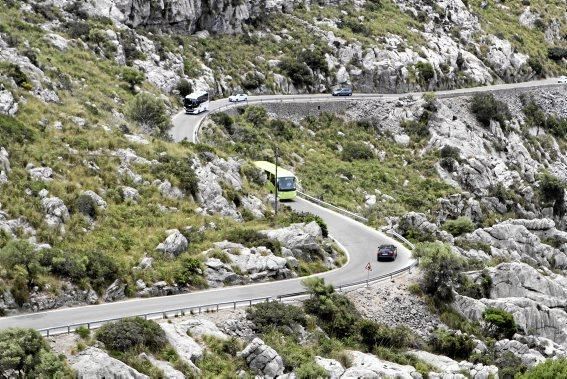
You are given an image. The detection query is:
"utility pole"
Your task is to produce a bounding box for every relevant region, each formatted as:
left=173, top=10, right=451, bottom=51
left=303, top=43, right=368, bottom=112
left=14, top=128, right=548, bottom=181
left=274, top=146, right=279, bottom=223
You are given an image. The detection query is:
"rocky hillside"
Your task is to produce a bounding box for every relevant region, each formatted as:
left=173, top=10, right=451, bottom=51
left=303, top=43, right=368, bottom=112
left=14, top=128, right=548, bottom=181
left=5, top=0, right=563, bottom=100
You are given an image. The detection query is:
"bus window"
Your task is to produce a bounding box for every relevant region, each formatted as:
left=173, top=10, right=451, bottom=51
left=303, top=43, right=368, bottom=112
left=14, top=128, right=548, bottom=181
left=278, top=177, right=295, bottom=191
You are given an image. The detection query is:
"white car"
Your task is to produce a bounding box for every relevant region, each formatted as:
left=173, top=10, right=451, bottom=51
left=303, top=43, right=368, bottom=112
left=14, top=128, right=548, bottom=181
left=558, top=76, right=567, bottom=84
left=229, top=93, right=248, bottom=102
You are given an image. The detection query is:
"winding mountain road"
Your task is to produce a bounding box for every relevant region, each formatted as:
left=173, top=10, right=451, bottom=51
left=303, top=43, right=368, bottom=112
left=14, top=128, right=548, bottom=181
left=0, top=78, right=561, bottom=332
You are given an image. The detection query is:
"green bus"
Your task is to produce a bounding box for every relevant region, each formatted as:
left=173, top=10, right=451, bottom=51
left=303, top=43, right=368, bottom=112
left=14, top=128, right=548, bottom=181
left=253, top=161, right=297, bottom=200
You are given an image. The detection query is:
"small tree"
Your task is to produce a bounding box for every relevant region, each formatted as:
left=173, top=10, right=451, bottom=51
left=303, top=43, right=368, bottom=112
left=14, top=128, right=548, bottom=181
left=429, top=328, right=475, bottom=360
left=538, top=171, right=566, bottom=218
left=482, top=308, right=517, bottom=339
left=470, top=93, right=511, bottom=128
left=176, top=78, right=193, bottom=98
left=246, top=302, right=307, bottom=334
left=127, top=92, right=172, bottom=135
left=0, top=328, right=66, bottom=377
left=413, top=242, right=464, bottom=302
left=341, top=142, right=374, bottom=161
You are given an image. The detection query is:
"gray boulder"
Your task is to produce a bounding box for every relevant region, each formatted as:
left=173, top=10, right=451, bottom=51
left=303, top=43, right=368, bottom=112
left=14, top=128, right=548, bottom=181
left=261, top=221, right=323, bottom=259
left=158, top=180, right=184, bottom=199
left=156, top=229, right=188, bottom=256
left=81, top=190, right=107, bottom=209
left=238, top=338, right=285, bottom=378
left=315, top=356, right=344, bottom=378
left=70, top=347, right=149, bottom=379
left=160, top=321, right=203, bottom=373
left=41, top=197, right=69, bottom=228
left=397, top=212, right=453, bottom=243
left=342, top=350, right=422, bottom=378
left=121, top=186, right=140, bottom=202
left=183, top=318, right=228, bottom=340
left=138, top=353, right=185, bottom=379
left=0, top=89, right=18, bottom=115
left=103, top=279, right=126, bottom=302
left=28, top=166, right=53, bottom=182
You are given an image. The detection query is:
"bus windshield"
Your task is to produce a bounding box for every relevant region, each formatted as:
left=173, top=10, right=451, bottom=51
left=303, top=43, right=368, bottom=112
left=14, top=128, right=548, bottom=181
left=278, top=177, right=296, bottom=191
left=184, top=98, right=200, bottom=109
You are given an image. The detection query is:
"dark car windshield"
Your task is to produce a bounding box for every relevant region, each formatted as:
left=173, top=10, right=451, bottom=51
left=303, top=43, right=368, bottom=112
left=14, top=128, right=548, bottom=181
left=378, top=245, right=395, bottom=252
left=278, top=177, right=296, bottom=191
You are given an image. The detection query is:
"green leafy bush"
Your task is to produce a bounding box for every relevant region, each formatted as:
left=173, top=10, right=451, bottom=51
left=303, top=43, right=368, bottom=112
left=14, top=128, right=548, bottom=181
left=358, top=319, right=415, bottom=350
left=341, top=142, right=374, bottom=161
left=280, top=59, right=313, bottom=86
left=96, top=318, right=166, bottom=353
left=470, top=93, right=511, bottom=128
left=442, top=217, right=475, bottom=236
left=75, top=326, right=90, bottom=339
left=174, top=255, right=205, bottom=287
left=303, top=277, right=360, bottom=338
left=0, top=328, right=66, bottom=377
left=246, top=302, right=307, bottom=334
left=0, top=62, right=32, bottom=89
left=415, top=61, right=435, bottom=83
left=429, top=328, right=475, bottom=360
left=537, top=171, right=566, bottom=217
left=75, top=193, right=98, bottom=219
left=482, top=308, right=517, bottom=339
left=520, top=358, right=567, bottom=378
left=547, top=47, right=567, bottom=62
left=176, top=78, right=193, bottom=98
left=127, top=92, right=171, bottom=135
left=153, top=154, right=199, bottom=198
left=400, top=119, right=430, bottom=142
left=413, top=242, right=464, bottom=302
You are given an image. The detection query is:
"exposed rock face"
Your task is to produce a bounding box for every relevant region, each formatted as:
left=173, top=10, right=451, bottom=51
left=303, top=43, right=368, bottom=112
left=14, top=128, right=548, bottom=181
left=454, top=262, right=567, bottom=347
left=21, top=284, right=98, bottom=313
left=81, top=190, right=107, bottom=210
left=463, top=220, right=567, bottom=269
left=182, top=318, right=228, bottom=340
left=69, top=347, right=149, bottom=379
left=395, top=212, right=454, bottom=243
left=315, top=356, right=345, bottom=378
left=0, top=210, right=35, bottom=239
left=41, top=197, right=70, bottom=229
left=494, top=334, right=567, bottom=367
left=121, top=186, right=140, bottom=202
left=160, top=321, right=203, bottom=372
left=157, top=179, right=184, bottom=199
left=408, top=350, right=498, bottom=378
left=0, top=147, right=10, bottom=183
left=238, top=338, right=285, bottom=378
left=342, top=350, right=421, bottom=378
left=103, top=279, right=126, bottom=302
left=261, top=221, right=323, bottom=260
left=204, top=241, right=294, bottom=287
left=156, top=229, right=188, bottom=256
left=0, top=89, right=18, bottom=115
left=28, top=166, right=54, bottom=182
left=138, top=353, right=185, bottom=379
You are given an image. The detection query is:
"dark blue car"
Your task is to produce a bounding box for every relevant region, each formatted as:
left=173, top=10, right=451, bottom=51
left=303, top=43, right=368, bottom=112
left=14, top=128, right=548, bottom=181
left=377, top=244, right=398, bottom=261
left=332, top=88, right=353, bottom=96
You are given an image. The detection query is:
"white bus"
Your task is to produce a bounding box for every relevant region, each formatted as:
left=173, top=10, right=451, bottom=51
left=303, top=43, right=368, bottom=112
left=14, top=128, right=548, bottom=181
left=184, top=91, right=209, bottom=114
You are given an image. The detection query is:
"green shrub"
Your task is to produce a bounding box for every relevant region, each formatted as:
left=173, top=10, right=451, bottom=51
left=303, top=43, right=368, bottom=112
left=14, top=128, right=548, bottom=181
left=482, top=308, right=517, bottom=339
left=470, top=93, right=511, bottom=128
left=413, top=242, right=464, bottom=302
left=225, top=229, right=281, bottom=254
left=153, top=154, right=199, bottom=198
left=341, top=142, right=374, bottom=161
left=0, top=328, right=66, bottom=377
left=358, top=319, right=415, bottom=350
left=520, top=358, right=567, bottom=378
left=299, top=48, right=329, bottom=75
left=457, top=270, right=492, bottom=299
left=442, top=217, right=475, bottom=236
left=75, top=194, right=98, bottom=219
left=126, top=92, right=171, bottom=135
left=64, top=20, right=90, bottom=38
left=280, top=59, right=313, bottom=86
left=303, top=277, right=360, bottom=338
left=75, top=326, right=90, bottom=339
left=120, top=66, right=145, bottom=91
left=176, top=78, right=193, bottom=98
left=246, top=302, right=307, bottom=334
left=96, top=318, right=166, bottom=353
left=0, top=240, right=46, bottom=290
left=242, top=72, right=264, bottom=90
left=0, top=115, right=36, bottom=147
left=400, top=119, right=430, bottom=142
left=295, top=361, right=328, bottom=379
left=211, top=112, right=234, bottom=133
left=429, top=328, right=475, bottom=360
left=174, top=255, right=205, bottom=287
left=244, top=106, right=268, bottom=127
left=495, top=351, right=527, bottom=378
left=415, top=61, right=435, bottom=83
left=547, top=47, right=567, bottom=62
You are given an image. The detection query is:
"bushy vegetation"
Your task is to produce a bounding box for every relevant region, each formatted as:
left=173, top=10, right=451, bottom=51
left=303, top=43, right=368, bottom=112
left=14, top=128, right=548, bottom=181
left=226, top=228, right=281, bottom=255
left=520, top=358, right=567, bottom=378
left=283, top=210, right=328, bottom=238
left=246, top=301, right=307, bottom=334
left=442, top=217, right=475, bottom=236
left=482, top=308, right=517, bottom=339
left=537, top=171, right=566, bottom=218
left=95, top=317, right=167, bottom=353
left=413, top=242, right=464, bottom=302
left=470, top=93, right=511, bottom=128
left=126, top=93, right=172, bottom=135
left=341, top=142, right=374, bottom=161
left=429, top=328, right=475, bottom=360
left=0, top=328, right=67, bottom=377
